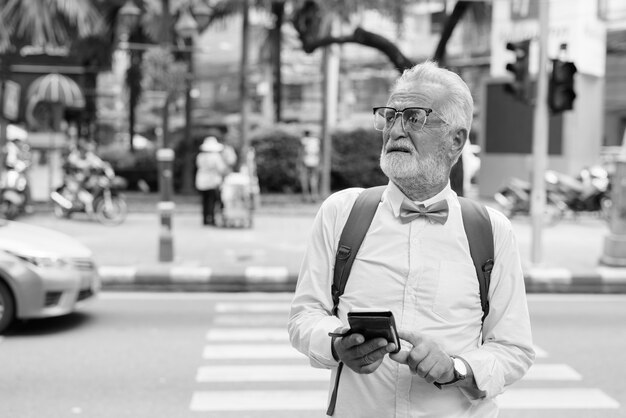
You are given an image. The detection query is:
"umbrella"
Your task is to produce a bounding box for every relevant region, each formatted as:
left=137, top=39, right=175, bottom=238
left=26, top=73, right=85, bottom=108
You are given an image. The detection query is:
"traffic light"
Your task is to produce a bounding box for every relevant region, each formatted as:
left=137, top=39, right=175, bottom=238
left=504, top=40, right=531, bottom=103
left=548, top=59, right=577, bottom=114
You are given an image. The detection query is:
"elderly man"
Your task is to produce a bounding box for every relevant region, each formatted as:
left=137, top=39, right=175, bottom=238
left=288, top=61, right=534, bottom=417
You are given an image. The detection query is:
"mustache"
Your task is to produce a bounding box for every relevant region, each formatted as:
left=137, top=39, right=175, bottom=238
left=384, top=141, right=414, bottom=153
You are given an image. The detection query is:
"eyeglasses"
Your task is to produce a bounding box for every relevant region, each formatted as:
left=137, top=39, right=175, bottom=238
left=372, top=107, right=434, bottom=132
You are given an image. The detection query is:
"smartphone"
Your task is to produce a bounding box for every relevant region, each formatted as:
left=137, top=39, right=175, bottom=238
left=346, top=311, right=401, bottom=353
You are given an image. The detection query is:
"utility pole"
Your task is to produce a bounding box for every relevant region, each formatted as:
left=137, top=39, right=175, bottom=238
left=239, top=0, right=251, bottom=167
left=530, top=0, right=550, bottom=264
left=320, top=18, right=339, bottom=199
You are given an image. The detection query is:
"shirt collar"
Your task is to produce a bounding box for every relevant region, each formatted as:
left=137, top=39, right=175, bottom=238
left=386, top=181, right=453, bottom=218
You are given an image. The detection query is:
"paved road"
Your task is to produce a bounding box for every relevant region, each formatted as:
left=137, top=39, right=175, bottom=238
left=0, top=292, right=623, bottom=417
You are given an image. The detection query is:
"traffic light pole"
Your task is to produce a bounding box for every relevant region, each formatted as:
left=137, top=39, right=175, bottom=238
left=530, top=0, right=550, bottom=265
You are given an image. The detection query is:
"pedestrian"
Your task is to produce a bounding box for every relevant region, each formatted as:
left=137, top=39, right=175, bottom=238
left=195, top=136, right=227, bottom=226
left=299, top=129, right=321, bottom=202
left=288, top=61, right=534, bottom=417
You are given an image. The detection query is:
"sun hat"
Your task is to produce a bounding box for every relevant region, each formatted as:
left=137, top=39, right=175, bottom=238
left=200, top=136, right=224, bottom=152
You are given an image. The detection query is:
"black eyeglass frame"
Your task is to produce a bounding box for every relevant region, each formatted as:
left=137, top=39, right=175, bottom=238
left=372, top=106, right=435, bottom=132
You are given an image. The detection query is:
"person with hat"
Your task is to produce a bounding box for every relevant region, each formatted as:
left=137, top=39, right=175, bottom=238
left=195, top=136, right=227, bottom=226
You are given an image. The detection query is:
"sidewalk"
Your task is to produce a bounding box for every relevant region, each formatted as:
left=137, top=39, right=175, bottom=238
left=22, top=192, right=626, bottom=293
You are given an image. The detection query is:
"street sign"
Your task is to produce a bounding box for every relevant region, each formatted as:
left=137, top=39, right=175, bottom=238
left=2, top=80, right=20, bottom=120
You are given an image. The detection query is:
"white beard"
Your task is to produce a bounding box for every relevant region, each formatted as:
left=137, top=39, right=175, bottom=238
left=380, top=150, right=449, bottom=191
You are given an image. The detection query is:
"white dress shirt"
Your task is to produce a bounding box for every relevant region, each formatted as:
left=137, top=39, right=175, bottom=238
left=288, top=182, right=535, bottom=418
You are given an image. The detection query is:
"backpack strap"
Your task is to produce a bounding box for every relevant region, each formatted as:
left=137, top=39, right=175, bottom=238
left=327, top=186, right=384, bottom=416
left=331, top=186, right=386, bottom=316
left=458, top=197, right=494, bottom=324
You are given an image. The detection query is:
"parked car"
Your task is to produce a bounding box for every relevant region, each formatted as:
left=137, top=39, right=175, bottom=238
left=0, top=219, right=100, bottom=334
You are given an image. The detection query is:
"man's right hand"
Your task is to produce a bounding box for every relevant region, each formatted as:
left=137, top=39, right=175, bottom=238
left=331, top=327, right=396, bottom=374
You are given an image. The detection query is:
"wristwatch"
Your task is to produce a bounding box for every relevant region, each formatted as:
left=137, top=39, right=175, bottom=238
left=434, top=356, right=467, bottom=389
left=450, top=356, right=468, bottom=382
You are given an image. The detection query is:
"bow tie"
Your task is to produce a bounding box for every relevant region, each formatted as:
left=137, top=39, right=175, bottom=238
left=399, top=199, right=449, bottom=225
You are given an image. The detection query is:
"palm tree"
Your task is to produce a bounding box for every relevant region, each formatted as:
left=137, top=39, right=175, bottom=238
left=0, top=0, right=105, bottom=53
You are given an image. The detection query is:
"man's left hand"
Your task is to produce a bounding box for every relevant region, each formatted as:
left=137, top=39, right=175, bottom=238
left=389, top=330, right=454, bottom=385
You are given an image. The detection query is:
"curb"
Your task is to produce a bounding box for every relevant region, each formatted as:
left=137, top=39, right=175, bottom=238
left=98, top=265, right=626, bottom=293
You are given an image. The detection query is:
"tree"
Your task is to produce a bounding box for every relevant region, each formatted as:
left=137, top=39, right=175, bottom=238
left=0, top=0, right=105, bottom=53
left=209, top=0, right=481, bottom=195
left=291, top=0, right=478, bottom=195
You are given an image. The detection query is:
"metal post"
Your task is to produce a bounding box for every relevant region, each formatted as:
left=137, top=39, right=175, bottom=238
left=0, top=56, right=8, bottom=177
left=530, top=0, right=550, bottom=265
left=601, top=129, right=626, bottom=266
left=157, top=94, right=175, bottom=262
left=181, top=35, right=194, bottom=194
left=239, top=0, right=250, bottom=165
left=320, top=17, right=339, bottom=199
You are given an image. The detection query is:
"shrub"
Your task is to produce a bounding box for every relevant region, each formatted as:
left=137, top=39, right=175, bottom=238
left=331, top=128, right=387, bottom=190
left=250, top=128, right=301, bottom=193
left=98, top=143, right=158, bottom=191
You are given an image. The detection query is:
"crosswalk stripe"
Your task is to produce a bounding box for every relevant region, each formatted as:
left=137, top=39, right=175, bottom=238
left=523, top=364, right=581, bottom=381
left=203, top=344, right=305, bottom=359
left=190, top=388, right=621, bottom=411
left=196, top=364, right=329, bottom=382
left=190, top=390, right=327, bottom=411
left=497, top=388, right=620, bottom=409
left=214, top=302, right=290, bottom=313
left=213, top=315, right=286, bottom=327
left=206, top=328, right=288, bottom=342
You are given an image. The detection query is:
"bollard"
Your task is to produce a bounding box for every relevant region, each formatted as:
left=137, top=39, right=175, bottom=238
left=157, top=148, right=175, bottom=263
left=601, top=158, right=626, bottom=266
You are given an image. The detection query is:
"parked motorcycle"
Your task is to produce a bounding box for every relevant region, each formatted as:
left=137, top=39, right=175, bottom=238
left=545, top=165, right=611, bottom=219
left=50, top=161, right=128, bottom=225
left=494, top=166, right=611, bottom=223
left=494, top=174, right=564, bottom=223
left=0, top=160, right=30, bottom=220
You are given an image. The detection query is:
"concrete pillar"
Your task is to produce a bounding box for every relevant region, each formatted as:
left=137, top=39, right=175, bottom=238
left=601, top=130, right=626, bottom=266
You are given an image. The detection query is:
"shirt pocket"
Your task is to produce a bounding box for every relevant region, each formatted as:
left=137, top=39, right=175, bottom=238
left=432, top=260, right=482, bottom=323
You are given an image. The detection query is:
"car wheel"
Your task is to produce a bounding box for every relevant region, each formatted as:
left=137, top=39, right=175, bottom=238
left=0, top=281, right=15, bottom=334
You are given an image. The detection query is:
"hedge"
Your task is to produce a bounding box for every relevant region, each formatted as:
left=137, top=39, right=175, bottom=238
left=250, top=126, right=387, bottom=193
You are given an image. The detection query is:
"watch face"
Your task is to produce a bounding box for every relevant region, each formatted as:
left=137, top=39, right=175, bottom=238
left=453, top=358, right=467, bottom=377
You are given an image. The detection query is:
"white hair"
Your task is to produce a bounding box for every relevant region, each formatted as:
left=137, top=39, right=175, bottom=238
left=391, top=61, right=474, bottom=134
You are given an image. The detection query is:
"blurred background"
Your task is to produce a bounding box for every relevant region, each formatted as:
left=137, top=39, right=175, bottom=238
left=0, top=0, right=623, bottom=203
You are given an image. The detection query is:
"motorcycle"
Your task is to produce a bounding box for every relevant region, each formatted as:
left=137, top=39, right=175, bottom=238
left=494, top=173, right=568, bottom=224
left=494, top=166, right=611, bottom=222
left=545, top=166, right=611, bottom=219
left=0, top=160, right=30, bottom=220
left=50, top=161, right=128, bottom=225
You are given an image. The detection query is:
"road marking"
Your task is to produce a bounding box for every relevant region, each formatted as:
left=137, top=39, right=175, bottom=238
left=98, top=292, right=294, bottom=301
left=597, top=266, right=626, bottom=282
left=214, top=302, right=290, bottom=313
left=526, top=267, right=572, bottom=283
left=196, top=364, right=329, bottom=382
left=203, top=344, right=305, bottom=359
left=190, top=390, right=327, bottom=411
left=213, top=315, right=286, bottom=327
left=523, top=364, right=581, bottom=380
left=207, top=328, right=288, bottom=342
left=497, top=388, right=619, bottom=409
left=98, top=266, right=136, bottom=283
left=170, top=266, right=211, bottom=282
left=527, top=294, right=626, bottom=302
left=245, top=266, right=289, bottom=283
left=191, top=388, right=620, bottom=412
